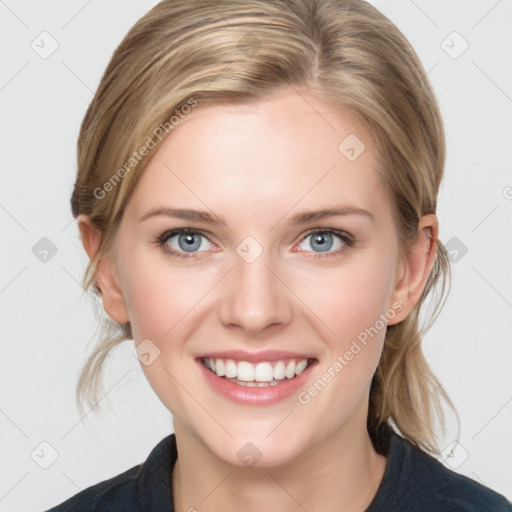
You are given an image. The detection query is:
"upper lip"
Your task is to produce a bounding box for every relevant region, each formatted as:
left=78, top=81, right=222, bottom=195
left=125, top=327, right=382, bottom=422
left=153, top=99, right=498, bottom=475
left=196, top=350, right=316, bottom=363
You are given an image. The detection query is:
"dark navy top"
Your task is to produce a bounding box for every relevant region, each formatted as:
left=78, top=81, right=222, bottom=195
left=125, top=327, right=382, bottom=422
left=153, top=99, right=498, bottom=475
left=45, top=424, right=511, bottom=511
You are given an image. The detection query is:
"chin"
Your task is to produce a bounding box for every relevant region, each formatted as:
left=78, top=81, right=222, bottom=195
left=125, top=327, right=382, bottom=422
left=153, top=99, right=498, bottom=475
left=221, top=442, right=302, bottom=469
left=199, top=426, right=311, bottom=469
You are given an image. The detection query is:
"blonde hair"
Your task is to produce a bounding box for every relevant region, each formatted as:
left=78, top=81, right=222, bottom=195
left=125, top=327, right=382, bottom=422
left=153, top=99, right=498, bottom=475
left=71, top=0, right=459, bottom=454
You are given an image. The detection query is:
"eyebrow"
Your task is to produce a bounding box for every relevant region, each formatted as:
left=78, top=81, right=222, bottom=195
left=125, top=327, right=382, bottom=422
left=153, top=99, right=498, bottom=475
left=139, top=205, right=374, bottom=225
left=139, top=207, right=227, bottom=225
left=283, top=205, right=374, bottom=225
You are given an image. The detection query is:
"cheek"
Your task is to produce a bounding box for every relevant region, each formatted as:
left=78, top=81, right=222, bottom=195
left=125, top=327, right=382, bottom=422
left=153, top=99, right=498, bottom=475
left=120, top=256, right=206, bottom=414
left=301, top=258, right=394, bottom=344
left=121, top=250, right=207, bottom=342
left=293, top=261, right=394, bottom=418
left=295, top=252, right=397, bottom=405
left=125, top=275, right=175, bottom=341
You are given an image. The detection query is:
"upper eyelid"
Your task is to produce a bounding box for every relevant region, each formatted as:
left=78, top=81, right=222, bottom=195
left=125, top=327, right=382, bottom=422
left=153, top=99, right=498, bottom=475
left=301, top=227, right=353, bottom=240
left=166, top=228, right=218, bottom=246
left=158, top=228, right=220, bottom=253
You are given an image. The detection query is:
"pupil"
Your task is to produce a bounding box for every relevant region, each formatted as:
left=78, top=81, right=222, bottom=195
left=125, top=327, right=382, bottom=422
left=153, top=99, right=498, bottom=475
left=179, top=233, right=201, bottom=251
left=312, top=233, right=332, bottom=252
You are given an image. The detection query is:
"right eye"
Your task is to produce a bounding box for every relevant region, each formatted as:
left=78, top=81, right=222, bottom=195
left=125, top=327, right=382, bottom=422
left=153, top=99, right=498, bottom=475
left=156, top=228, right=218, bottom=258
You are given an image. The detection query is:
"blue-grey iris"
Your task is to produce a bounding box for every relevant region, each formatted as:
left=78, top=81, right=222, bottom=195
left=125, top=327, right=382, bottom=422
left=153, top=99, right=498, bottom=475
left=178, top=233, right=202, bottom=252
left=311, top=233, right=333, bottom=252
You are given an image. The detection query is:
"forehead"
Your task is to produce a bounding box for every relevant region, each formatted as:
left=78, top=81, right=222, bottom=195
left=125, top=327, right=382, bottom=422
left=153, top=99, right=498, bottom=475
left=126, top=88, right=389, bottom=226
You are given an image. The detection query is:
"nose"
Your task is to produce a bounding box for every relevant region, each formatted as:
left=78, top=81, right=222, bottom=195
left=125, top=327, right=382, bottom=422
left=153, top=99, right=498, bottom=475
left=217, top=251, right=293, bottom=337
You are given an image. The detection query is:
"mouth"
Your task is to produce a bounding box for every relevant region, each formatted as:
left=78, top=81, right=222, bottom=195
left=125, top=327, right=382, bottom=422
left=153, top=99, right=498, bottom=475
left=200, top=356, right=317, bottom=387
left=196, top=354, right=318, bottom=405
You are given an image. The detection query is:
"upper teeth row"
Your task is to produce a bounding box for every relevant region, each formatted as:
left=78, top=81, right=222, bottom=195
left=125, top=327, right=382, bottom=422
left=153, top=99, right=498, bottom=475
left=204, top=358, right=309, bottom=382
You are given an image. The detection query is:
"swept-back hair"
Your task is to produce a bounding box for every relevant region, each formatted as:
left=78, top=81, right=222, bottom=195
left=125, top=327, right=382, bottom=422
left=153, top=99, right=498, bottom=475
left=71, top=0, right=458, bottom=455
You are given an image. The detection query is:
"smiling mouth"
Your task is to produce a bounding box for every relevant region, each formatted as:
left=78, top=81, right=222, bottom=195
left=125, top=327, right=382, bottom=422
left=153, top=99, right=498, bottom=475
left=200, top=357, right=317, bottom=387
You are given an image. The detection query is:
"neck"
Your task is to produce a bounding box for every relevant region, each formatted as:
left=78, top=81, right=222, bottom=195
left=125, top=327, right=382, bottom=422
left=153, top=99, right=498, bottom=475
left=171, top=413, right=387, bottom=512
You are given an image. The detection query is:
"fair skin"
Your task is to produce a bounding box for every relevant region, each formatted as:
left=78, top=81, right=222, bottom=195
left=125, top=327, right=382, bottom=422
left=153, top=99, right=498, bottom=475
left=78, top=87, right=437, bottom=512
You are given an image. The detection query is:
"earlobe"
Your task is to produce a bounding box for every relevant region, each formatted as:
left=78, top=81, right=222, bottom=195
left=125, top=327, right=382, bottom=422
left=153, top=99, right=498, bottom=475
left=76, top=214, right=130, bottom=324
left=387, top=214, right=438, bottom=325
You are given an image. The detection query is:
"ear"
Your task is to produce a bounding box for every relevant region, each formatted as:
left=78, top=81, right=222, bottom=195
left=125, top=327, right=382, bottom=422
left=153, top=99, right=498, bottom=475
left=77, top=214, right=130, bottom=324
left=387, top=214, right=438, bottom=325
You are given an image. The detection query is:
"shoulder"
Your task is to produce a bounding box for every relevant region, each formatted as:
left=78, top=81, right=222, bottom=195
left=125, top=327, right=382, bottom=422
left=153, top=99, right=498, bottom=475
left=383, top=432, right=511, bottom=512
left=44, top=464, right=142, bottom=511
left=43, top=434, right=176, bottom=512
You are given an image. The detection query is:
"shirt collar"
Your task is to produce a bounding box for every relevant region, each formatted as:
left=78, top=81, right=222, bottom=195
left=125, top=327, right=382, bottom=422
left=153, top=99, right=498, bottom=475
left=137, top=433, right=177, bottom=511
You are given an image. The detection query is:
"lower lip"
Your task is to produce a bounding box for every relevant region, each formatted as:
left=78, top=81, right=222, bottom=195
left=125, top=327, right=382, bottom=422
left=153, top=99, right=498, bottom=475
left=197, top=359, right=317, bottom=406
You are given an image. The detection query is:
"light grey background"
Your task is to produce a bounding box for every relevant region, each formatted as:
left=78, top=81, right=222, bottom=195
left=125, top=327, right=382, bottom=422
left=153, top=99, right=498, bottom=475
left=1, top=0, right=511, bottom=510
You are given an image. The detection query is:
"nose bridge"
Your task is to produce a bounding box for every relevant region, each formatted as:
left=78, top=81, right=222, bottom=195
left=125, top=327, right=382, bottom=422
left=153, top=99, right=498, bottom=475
left=218, top=245, right=292, bottom=335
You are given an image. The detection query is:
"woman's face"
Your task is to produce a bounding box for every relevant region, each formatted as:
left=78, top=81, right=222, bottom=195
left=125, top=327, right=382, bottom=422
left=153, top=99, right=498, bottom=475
left=103, top=88, right=410, bottom=466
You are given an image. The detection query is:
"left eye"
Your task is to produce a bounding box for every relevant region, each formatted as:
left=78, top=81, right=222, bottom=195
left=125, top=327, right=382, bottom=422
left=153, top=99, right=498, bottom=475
left=162, top=230, right=213, bottom=253
left=296, top=230, right=348, bottom=253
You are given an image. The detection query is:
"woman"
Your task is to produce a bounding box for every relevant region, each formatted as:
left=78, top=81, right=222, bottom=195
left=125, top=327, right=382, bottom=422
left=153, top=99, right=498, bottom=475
left=46, top=0, right=511, bottom=510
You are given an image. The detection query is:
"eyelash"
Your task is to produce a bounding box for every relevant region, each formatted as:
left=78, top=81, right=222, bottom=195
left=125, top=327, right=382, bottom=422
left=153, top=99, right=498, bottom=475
left=154, top=227, right=355, bottom=260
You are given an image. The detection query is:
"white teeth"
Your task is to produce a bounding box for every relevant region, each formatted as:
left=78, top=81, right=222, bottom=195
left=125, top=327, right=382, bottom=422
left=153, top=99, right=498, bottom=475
left=225, top=359, right=237, bottom=378
left=215, top=358, right=225, bottom=377
left=295, top=360, right=308, bottom=375
left=285, top=361, right=296, bottom=379
left=254, top=362, right=274, bottom=382
left=237, top=361, right=255, bottom=381
left=273, top=361, right=285, bottom=380
left=203, top=357, right=312, bottom=383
